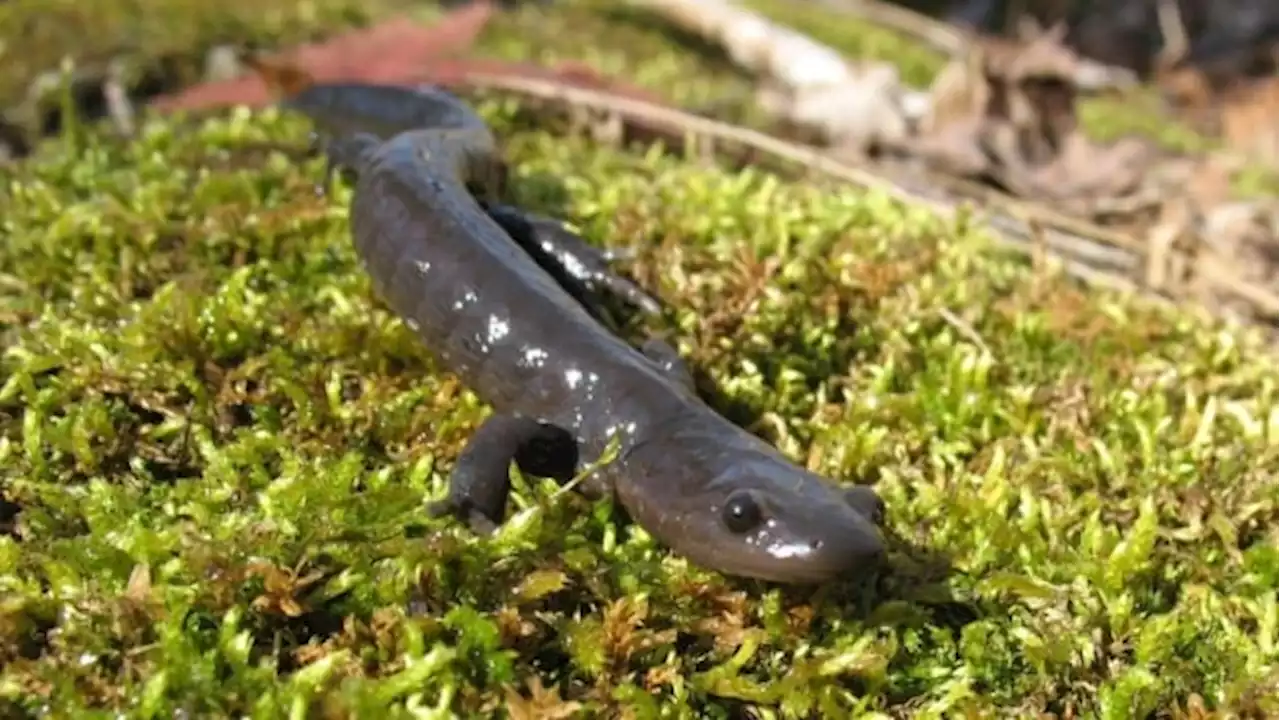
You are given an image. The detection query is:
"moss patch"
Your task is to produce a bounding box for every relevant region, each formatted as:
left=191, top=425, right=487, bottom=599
left=0, top=96, right=1276, bottom=717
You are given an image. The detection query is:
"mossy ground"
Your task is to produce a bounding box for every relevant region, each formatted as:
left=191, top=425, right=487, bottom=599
left=1, top=1, right=1278, bottom=717
left=1, top=89, right=1277, bottom=717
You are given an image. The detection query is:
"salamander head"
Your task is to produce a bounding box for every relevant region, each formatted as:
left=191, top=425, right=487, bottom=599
left=281, top=82, right=484, bottom=141
left=663, top=458, right=887, bottom=584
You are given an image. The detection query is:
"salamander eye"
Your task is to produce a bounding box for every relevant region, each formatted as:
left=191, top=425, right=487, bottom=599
left=722, top=491, right=763, bottom=534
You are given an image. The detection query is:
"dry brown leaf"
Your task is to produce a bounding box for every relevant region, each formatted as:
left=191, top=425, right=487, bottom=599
left=124, top=563, right=153, bottom=604
left=1220, top=75, right=1279, bottom=165
left=503, top=677, right=583, bottom=720
left=913, top=19, right=1160, bottom=213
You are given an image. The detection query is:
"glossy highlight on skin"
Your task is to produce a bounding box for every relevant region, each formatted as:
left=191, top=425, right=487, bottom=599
left=285, top=82, right=886, bottom=584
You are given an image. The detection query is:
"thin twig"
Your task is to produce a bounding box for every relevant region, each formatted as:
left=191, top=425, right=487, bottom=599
left=938, top=307, right=992, bottom=356
left=458, top=75, right=1131, bottom=266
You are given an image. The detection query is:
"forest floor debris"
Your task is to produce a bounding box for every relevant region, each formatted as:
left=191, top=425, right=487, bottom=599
left=0, top=1, right=1276, bottom=716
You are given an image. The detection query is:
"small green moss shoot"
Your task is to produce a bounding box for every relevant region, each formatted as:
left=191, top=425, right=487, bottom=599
left=0, top=92, right=1275, bottom=718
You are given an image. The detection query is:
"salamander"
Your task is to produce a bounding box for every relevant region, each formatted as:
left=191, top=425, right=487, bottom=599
left=283, top=82, right=886, bottom=584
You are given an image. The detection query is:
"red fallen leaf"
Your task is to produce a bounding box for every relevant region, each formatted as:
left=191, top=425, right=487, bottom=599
left=147, top=0, right=673, bottom=125
left=291, top=9, right=494, bottom=82
left=147, top=77, right=271, bottom=112
left=243, top=54, right=316, bottom=98
left=149, top=1, right=496, bottom=112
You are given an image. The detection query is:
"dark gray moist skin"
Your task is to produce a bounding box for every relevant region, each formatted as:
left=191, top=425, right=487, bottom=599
left=282, top=82, right=886, bottom=584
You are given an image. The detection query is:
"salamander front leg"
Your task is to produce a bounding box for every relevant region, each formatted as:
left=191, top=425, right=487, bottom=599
left=483, top=204, right=662, bottom=316
left=426, top=414, right=580, bottom=534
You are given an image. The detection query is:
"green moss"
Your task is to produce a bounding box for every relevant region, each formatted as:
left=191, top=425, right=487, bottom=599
left=0, top=6, right=1273, bottom=716
left=1076, top=91, right=1212, bottom=152
left=474, top=0, right=762, bottom=124
left=1230, top=161, right=1280, bottom=198
left=1075, top=91, right=1279, bottom=198
left=0, top=94, right=1276, bottom=717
